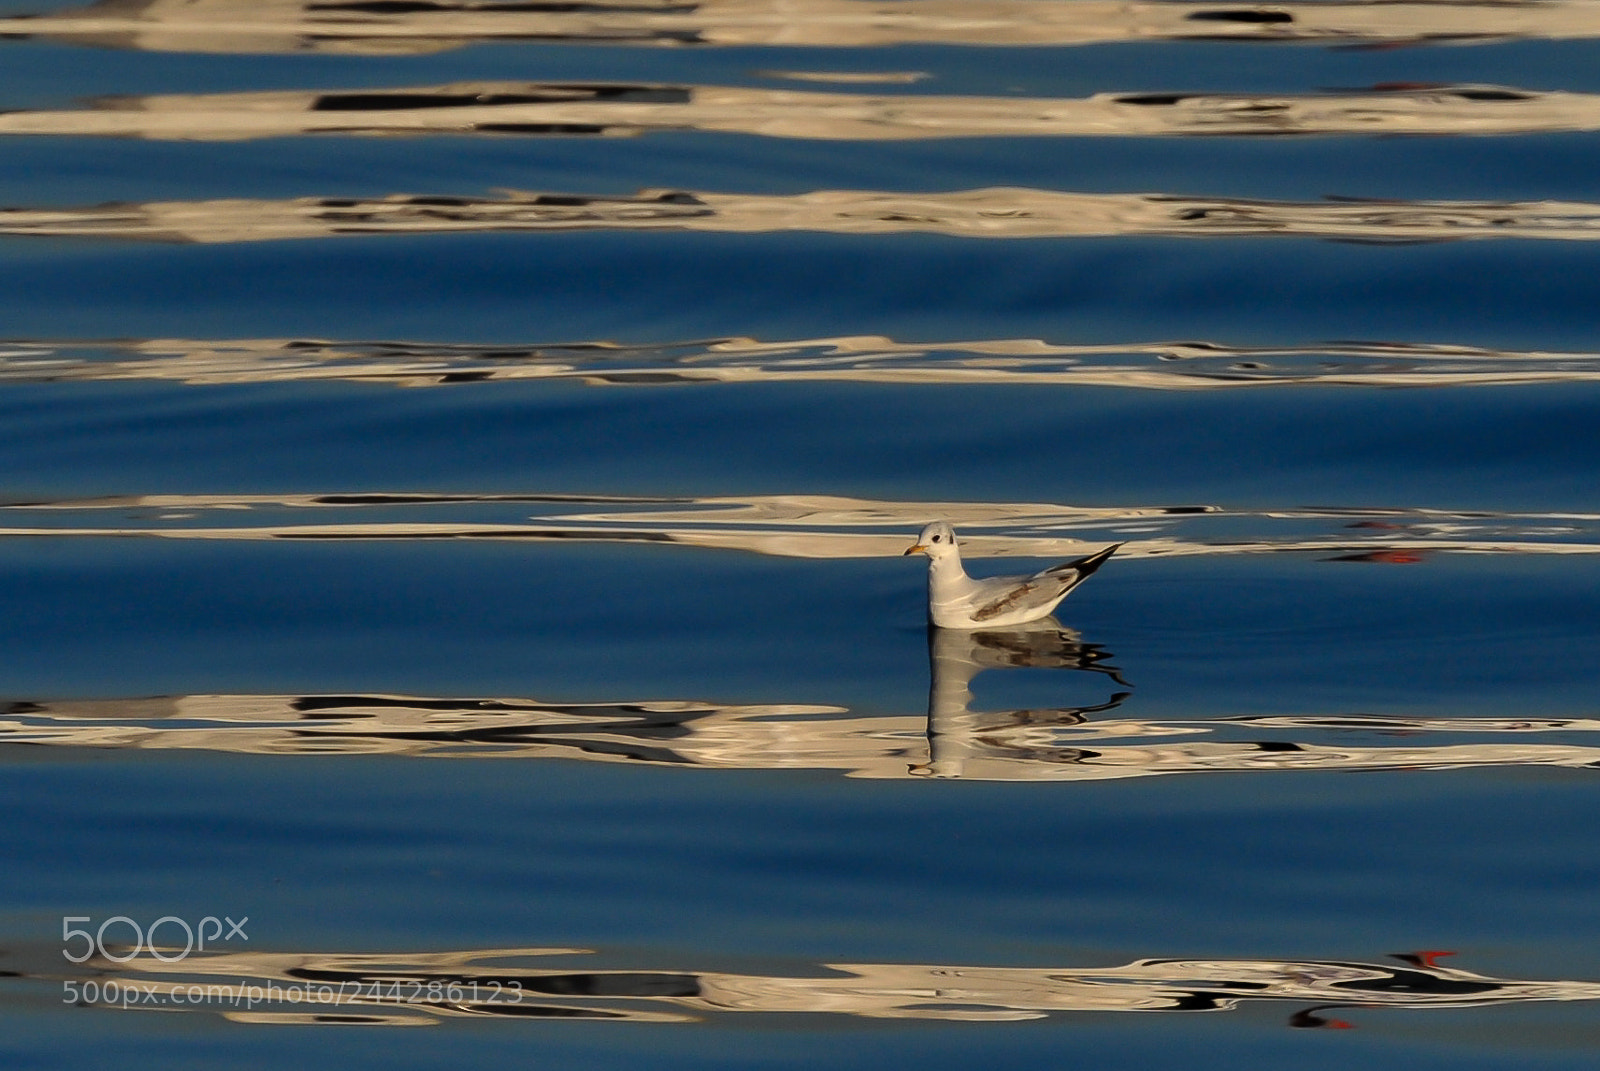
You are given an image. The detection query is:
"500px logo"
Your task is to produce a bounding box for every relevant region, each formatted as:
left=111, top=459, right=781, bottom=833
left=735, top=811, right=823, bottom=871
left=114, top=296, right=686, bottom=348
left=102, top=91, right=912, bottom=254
left=62, top=915, right=248, bottom=964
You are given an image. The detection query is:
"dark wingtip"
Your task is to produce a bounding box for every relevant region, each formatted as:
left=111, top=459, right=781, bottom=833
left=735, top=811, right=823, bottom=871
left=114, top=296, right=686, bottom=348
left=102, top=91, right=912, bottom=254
left=1071, top=542, right=1121, bottom=576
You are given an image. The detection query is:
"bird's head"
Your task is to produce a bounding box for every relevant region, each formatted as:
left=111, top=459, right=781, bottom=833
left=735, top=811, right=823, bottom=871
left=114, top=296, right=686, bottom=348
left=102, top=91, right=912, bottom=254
left=904, top=520, right=959, bottom=559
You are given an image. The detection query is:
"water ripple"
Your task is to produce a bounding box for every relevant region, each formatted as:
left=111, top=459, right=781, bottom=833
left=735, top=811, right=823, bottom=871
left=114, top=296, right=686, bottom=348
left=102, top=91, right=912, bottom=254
left=6, top=682, right=1599, bottom=779
left=7, top=335, right=1600, bottom=387
left=2, top=81, right=1597, bottom=140
left=7, top=187, right=1600, bottom=243
left=6, top=0, right=1599, bottom=53
left=3, top=491, right=1596, bottom=559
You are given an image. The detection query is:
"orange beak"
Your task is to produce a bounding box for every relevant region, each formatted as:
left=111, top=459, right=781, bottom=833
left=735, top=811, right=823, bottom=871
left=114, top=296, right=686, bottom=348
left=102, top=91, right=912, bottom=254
left=903, top=543, right=927, bottom=556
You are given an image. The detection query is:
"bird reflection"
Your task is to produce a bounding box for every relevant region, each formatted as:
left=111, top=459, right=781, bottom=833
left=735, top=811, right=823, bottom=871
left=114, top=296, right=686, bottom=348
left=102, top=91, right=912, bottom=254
left=916, top=620, right=1132, bottom=778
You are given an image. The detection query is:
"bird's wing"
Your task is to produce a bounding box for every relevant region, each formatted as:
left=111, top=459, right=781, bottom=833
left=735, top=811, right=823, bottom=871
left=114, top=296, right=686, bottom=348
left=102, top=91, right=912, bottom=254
left=968, top=573, right=1077, bottom=623
left=968, top=544, right=1122, bottom=623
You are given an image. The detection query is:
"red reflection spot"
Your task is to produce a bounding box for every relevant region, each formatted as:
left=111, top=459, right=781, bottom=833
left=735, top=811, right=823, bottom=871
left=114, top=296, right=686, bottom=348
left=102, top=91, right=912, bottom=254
left=1391, top=949, right=1457, bottom=968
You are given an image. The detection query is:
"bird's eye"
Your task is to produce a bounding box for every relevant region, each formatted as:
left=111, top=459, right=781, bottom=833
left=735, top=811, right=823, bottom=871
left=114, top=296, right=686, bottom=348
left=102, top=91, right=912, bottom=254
left=932, top=535, right=941, bottom=543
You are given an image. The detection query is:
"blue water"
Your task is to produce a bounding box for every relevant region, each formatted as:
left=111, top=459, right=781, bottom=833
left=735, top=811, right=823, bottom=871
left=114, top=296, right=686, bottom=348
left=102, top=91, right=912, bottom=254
left=2, top=0, right=1600, bottom=1065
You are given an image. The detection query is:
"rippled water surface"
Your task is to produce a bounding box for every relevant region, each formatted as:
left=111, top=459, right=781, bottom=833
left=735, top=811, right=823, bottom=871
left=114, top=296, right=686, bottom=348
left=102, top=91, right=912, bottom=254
left=3, top=1, right=1599, bottom=1067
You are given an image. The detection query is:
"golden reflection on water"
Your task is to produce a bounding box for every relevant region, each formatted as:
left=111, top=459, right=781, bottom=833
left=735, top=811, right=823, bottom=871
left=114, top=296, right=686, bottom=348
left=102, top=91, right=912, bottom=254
left=7, top=631, right=1599, bottom=779
left=8, top=336, right=1600, bottom=390
left=5, top=80, right=1600, bottom=141
left=29, top=943, right=1600, bottom=1026
left=6, top=0, right=1600, bottom=54
left=3, top=490, right=1597, bottom=560
left=7, top=186, right=1600, bottom=244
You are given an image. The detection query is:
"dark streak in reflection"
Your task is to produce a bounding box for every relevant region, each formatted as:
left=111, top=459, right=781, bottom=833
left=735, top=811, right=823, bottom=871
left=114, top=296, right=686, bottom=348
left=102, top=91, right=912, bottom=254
left=1114, top=93, right=1192, bottom=106
left=470, top=122, right=608, bottom=133
left=1329, top=967, right=1499, bottom=996
left=1287, top=1004, right=1357, bottom=1028
left=1442, top=88, right=1533, bottom=102
left=307, top=492, right=689, bottom=504
left=1187, top=9, right=1294, bottom=24
left=528, top=972, right=701, bottom=997
left=311, top=84, right=689, bottom=110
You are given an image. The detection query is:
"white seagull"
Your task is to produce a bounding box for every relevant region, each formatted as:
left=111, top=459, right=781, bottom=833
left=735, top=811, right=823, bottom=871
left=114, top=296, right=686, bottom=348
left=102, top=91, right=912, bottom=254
left=904, top=521, right=1120, bottom=629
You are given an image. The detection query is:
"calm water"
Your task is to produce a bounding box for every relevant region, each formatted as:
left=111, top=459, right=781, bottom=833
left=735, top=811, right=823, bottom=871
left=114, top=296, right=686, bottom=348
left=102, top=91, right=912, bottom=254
left=3, top=1, right=1600, bottom=1066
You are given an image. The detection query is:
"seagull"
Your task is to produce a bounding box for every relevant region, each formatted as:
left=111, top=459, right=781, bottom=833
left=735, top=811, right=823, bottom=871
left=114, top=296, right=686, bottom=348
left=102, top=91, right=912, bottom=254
left=903, top=521, right=1120, bottom=629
